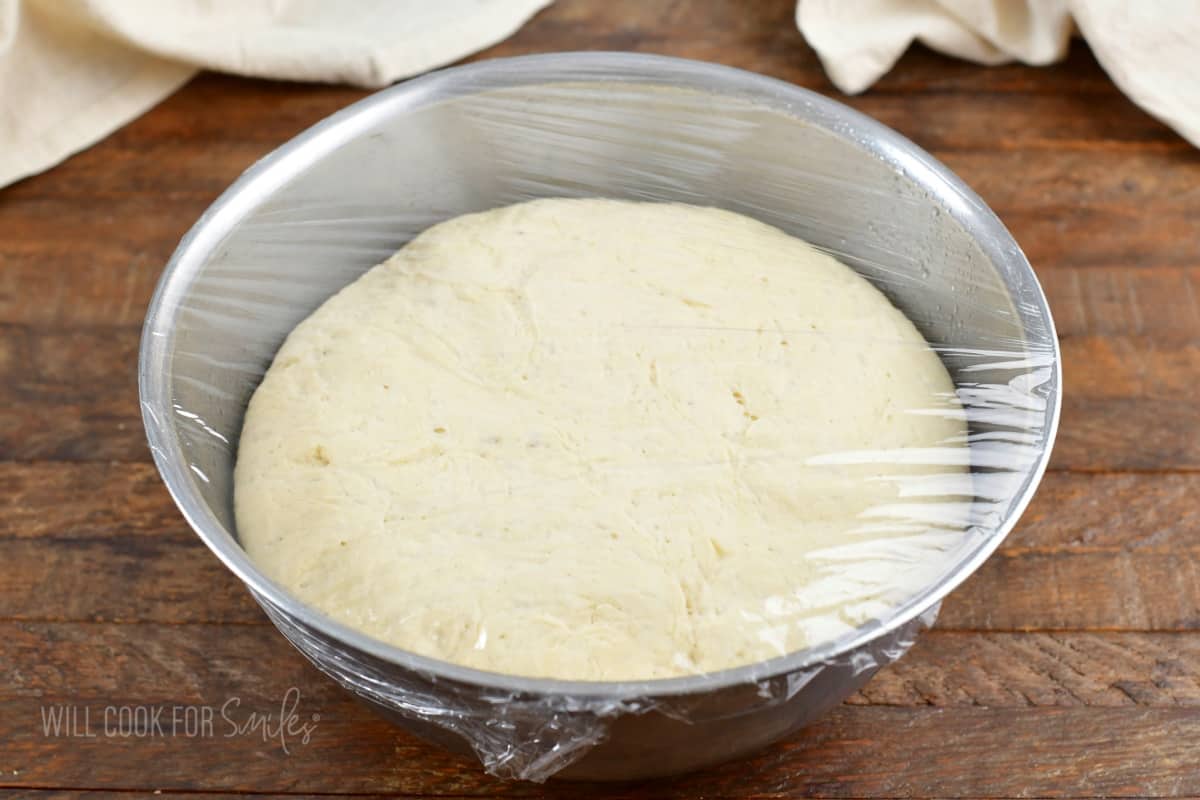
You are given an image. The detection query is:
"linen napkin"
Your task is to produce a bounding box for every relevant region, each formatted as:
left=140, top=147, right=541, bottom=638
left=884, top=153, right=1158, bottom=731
left=797, top=0, right=1200, bottom=148
left=0, top=0, right=551, bottom=187
left=4, top=0, right=1197, bottom=190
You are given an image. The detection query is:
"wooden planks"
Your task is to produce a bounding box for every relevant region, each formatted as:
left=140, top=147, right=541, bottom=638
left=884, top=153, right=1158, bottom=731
left=3, top=146, right=1196, bottom=332
left=6, top=622, right=1199, bottom=709
left=4, top=150, right=1198, bottom=329
left=942, top=551, right=1200, bottom=631
left=6, top=332, right=1200, bottom=469
left=3, top=464, right=1199, bottom=631
left=3, top=0, right=1199, bottom=795
left=856, top=631, right=1200, bottom=707
left=2, top=76, right=1196, bottom=473
left=3, top=623, right=1199, bottom=796
left=0, top=326, right=142, bottom=462
left=5, top=703, right=1200, bottom=796
left=3, top=267, right=1200, bottom=466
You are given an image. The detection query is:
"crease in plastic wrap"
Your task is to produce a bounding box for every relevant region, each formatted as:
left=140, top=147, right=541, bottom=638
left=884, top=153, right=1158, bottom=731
left=143, top=57, right=1058, bottom=782
left=259, top=594, right=940, bottom=781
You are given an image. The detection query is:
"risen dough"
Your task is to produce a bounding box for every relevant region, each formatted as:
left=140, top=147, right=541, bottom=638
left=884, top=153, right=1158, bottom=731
left=235, top=199, right=966, bottom=681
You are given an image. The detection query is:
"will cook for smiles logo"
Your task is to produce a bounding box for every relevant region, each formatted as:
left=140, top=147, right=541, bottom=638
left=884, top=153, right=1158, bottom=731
left=39, top=687, right=319, bottom=754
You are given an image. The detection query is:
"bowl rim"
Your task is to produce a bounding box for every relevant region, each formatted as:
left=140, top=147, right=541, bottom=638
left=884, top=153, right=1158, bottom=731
left=140, top=50, right=1062, bottom=700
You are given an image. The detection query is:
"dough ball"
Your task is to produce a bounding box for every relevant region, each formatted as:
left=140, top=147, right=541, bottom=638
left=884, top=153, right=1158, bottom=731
left=235, top=199, right=966, bottom=681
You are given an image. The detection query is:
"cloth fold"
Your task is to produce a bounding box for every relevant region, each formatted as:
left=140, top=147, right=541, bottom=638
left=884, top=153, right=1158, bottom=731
left=797, top=0, right=1200, bottom=148
left=2, top=0, right=1197, bottom=189
left=0, top=0, right=551, bottom=187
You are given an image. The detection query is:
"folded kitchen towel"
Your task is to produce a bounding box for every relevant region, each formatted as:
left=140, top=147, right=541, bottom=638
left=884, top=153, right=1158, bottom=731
left=0, top=0, right=551, bottom=187
left=797, top=0, right=1200, bottom=148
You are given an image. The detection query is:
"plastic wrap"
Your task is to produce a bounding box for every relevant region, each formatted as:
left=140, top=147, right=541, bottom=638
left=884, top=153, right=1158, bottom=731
left=260, top=594, right=940, bottom=781
left=140, top=54, right=1059, bottom=782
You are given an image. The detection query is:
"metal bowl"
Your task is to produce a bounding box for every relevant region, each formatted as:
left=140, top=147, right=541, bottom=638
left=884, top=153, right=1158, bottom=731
left=140, top=52, right=1060, bottom=781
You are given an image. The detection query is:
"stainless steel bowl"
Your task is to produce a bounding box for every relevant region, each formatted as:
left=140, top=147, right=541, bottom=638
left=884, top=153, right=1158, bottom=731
left=140, top=52, right=1061, bottom=781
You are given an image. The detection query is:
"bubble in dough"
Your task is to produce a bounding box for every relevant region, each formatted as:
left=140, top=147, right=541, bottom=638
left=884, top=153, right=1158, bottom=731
left=235, top=198, right=967, bottom=681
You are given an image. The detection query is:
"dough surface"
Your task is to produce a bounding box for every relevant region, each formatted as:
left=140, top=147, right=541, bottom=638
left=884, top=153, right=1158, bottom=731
left=235, top=199, right=966, bottom=681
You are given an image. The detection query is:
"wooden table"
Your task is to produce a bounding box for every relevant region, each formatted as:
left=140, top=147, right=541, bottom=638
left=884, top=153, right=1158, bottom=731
left=3, top=0, right=1198, bottom=796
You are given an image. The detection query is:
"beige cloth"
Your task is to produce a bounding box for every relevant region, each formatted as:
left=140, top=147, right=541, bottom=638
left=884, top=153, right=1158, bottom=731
left=4, top=0, right=1196, bottom=188
left=797, top=0, right=1200, bottom=148
left=0, top=0, right=551, bottom=187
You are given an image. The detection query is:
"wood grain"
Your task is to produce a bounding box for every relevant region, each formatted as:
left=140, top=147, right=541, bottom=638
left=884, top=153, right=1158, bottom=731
left=2, top=0, right=1199, bottom=794
left=4, top=464, right=1200, bottom=631
left=4, top=622, right=1200, bottom=796
left=1042, top=267, right=1200, bottom=341
left=5, top=702, right=1199, bottom=796
left=4, top=146, right=1196, bottom=332
left=4, top=153, right=1198, bottom=330
left=4, top=623, right=1197, bottom=708
left=4, top=304, right=1200, bottom=468
left=1001, top=471, right=1200, bottom=551
left=858, top=631, right=1200, bottom=707
left=942, top=552, right=1200, bottom=631
left=0, top=539, right=259, bottom=624
left=0, top=326, right=142, bottom=462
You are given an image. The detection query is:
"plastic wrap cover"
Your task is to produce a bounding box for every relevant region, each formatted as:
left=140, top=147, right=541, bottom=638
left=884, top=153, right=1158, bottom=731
left=141, top=55, right=1059, bottom=782
left=260, top=592, right=940, bottom=781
